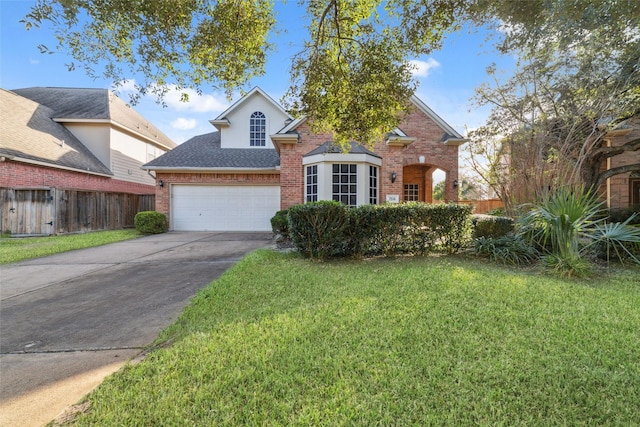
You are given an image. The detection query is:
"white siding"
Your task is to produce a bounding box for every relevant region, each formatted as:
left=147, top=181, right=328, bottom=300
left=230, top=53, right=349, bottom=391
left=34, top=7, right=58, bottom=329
left=220, top=92, right=290, bottom=149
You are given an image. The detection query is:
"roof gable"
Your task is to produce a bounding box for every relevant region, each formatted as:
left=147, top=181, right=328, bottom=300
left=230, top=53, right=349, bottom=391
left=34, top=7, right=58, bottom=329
left=210, top=87, right=292, bottom=129
left=409, top=95, right=464, bottom=139
left=272, top=94, right=464, bottom=143
left=12, top=87, right=176, bottom=150
left=0, top=89, right=113, bottom=176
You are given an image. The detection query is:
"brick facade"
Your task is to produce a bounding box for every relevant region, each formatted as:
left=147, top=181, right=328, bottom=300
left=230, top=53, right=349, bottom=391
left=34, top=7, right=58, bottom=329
left=278, top=107, right=461, bottom=209
left=605, top=123, right=640, bottom=211
left=0, top=160, right=155, bottom=194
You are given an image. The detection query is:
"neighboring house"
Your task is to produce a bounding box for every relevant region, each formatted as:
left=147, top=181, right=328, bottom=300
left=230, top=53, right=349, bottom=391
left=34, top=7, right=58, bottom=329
left=144, top=87, right=466, bottom=231
left=603, top=120, right=640, bottom=213
left=1, top=87, right=175, bottom=193
left=0, top=87, right=176, bottom=235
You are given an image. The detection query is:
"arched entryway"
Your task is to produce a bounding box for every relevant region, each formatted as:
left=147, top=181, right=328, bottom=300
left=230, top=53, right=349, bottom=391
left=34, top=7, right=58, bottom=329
left=402, top=164, right=446, bottom=203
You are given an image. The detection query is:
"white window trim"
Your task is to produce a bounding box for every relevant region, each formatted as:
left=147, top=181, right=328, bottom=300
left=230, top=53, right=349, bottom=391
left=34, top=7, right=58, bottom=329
left=250, top=111, right=266, bottom=147
left=303, top=153, right=381, bottom=206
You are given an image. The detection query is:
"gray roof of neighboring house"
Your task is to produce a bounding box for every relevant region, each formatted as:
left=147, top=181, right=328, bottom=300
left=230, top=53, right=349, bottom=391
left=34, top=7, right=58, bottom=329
left=143, top=132, right=280, bottom=169
left=303, top=141, right=381, bottom=158
left=0, top=89, right=113, bottom=175
left=12, top=87, right=176, bottom=150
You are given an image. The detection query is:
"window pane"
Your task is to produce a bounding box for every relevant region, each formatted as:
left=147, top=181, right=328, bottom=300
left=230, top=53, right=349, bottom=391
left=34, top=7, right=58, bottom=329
left=332, top=163, right=358, bottom=206
left=305, top=163, right=318, bottom=203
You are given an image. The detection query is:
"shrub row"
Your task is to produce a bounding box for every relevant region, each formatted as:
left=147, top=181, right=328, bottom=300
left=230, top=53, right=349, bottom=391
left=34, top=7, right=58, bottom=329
left=285, top=201, right=473, bottom=260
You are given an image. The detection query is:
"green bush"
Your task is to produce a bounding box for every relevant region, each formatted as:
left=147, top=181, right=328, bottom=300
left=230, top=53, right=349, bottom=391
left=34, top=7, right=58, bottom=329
left=288, top=201, right=352, bottom=259
left=473, top=235, right=538, bottom=266
left=270, top=210, right=289, bottom=238
left=134, top=211, right=168, bottom=234
left=608, top=208, right=640, bottom=225
left=486, top=207, right=506, bottom=216
left=287, top=202, right=473, bottom=259
left=472, top=214, right=514, bottom=238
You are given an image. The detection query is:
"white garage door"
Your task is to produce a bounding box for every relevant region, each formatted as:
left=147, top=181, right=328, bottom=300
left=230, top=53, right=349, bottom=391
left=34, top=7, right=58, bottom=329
left=171, top=185, right=280, bottom=231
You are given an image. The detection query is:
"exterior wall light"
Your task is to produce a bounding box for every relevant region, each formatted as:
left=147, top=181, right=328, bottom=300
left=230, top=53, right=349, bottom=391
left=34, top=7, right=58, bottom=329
left=158, top=180, right=164, bottom=188
left=453, top=179, right=458, bottom=188
left=391, top=172, right=397, bottom=183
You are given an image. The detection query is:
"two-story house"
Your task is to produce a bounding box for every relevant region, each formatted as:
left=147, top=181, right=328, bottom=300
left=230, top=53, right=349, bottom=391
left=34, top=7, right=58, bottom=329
left=143, top=87, right=466, bottom=231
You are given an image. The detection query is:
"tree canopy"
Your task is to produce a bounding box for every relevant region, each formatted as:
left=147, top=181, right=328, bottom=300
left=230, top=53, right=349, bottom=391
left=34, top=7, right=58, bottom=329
left=23, top=0, right=640, bottom=153
left=464, top=0, right=640, bottom=213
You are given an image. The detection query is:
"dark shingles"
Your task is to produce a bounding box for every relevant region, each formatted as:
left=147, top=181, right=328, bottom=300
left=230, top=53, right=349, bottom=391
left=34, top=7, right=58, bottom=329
left=12, top=87, right=175, bottom=150
left=144, top=132, right=280, bottom=169
left=303, top=141, right=381, bottom=157
left=0, top=89, right=113, bottom=175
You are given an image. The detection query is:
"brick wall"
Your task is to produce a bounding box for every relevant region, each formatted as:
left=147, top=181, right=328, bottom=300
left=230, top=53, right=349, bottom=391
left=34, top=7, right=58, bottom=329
left=606, top=122, right=640, bottom=210
left=279, top=107, right=461, bottom=208
left=0, top=161, right=155, bottom=194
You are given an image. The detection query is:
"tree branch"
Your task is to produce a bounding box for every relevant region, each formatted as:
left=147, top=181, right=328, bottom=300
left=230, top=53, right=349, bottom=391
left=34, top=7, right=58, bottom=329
left=595, top=162, right=640, bottom=187
left=590, top=136, right=640, bottom=159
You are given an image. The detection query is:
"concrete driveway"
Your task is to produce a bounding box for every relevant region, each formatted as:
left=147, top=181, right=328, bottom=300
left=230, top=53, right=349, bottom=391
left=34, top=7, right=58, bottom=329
left=0, top=231, right=273, bottom=426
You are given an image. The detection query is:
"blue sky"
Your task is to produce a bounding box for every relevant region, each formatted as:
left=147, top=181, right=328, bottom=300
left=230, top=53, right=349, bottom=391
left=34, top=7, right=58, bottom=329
left=1, top=0, right=514, bottom=145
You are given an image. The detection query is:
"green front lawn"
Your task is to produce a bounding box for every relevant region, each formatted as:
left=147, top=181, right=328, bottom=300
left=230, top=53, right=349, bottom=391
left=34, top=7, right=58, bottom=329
left=68, top=251, right=639, bottom=426
left=0, top=229, right=142, bottom=264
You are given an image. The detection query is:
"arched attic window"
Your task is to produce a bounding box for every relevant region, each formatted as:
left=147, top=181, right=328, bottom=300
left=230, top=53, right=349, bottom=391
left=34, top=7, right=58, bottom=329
left=250, top=111, right=266, bottom=147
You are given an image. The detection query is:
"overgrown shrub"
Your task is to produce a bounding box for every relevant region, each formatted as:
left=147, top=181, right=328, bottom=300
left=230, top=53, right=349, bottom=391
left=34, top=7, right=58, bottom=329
left=134, top=211, right=168, bottom=234
left=288, top=201, right=352, bottom=259
left=270, top=209, right=289, bottom=239
left=472, top=214, right=514, bottom=238
left=473, top=235, right=538, bottom=266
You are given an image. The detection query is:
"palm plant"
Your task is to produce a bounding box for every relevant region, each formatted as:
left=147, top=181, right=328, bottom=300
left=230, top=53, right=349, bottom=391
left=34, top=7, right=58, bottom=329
left=518, top=186, right=640, bottom=276
left=587, top=215, right=640, bottom=264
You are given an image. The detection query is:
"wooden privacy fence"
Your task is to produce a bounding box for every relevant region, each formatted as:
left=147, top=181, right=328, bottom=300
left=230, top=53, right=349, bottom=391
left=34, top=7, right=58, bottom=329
left=458, top=199, right=504, bottom=214
left=0, top=187, right=155, bottom=236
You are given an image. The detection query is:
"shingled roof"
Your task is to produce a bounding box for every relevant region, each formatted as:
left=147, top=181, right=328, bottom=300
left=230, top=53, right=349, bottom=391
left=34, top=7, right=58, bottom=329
left=143, top=132, right=280, bottom=170
left=12, top=87, right=176, bottom=150
left=0, top=89, right=113, bottom=175
left=303, top=141, right=381, bottom=158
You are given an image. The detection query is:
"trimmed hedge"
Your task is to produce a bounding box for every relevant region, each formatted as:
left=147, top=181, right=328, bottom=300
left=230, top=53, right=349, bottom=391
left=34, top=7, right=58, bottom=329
left=287, top=202, right=473, bottom=260
left=134, top=211, right=168, bottom=234
left=471, top=214, right=514, bottom=238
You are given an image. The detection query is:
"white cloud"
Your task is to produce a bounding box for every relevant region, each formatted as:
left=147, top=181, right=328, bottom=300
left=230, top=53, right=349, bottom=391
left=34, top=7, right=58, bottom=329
left=109, top=80, right=229, bottom=114
left=170, top=117, right=197, bottom=130
left=163, top=87, right=228, bottom=113
left=409, top=58, right=441, bottom=78
left=29, top=58, right=39, bottom=65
